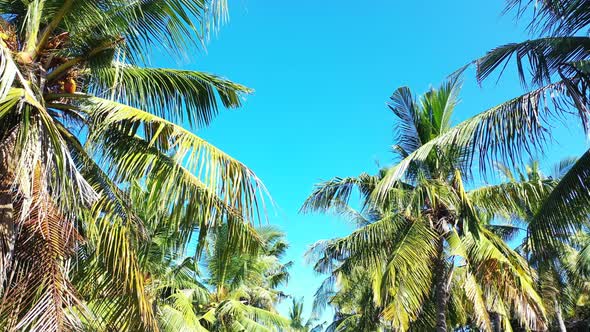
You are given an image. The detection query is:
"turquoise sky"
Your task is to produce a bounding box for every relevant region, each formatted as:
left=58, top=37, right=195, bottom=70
left=156, top=0, right=589, bottom=322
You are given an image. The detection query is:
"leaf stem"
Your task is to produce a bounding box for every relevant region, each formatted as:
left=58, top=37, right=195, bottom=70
left=31, top=0, right=74, bottom=58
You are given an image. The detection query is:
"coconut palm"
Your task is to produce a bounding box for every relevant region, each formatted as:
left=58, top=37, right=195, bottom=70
left=100, top=183, right=213, bottom=332
left=309, top=264, right=390, bottom=332
left=196, top=224, right=292, bottom=331
left=288, top=297, right=325, bottom=332
left=364, top=3, right=590, bottom=283
left=469, top=0, right=590, bottom=256
left=97, top=184, right=291, bottom=332
left=302, top=79, right=546, bottom=331
left=288, top=298, right=306, bottom=330
left=470, top=160, right=590, bottom=331
left=0, top=1, right=266, bottom=330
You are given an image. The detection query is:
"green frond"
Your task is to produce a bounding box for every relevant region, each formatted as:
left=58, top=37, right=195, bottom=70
left=301, top=173, right=384, bottom=213
left=388, top=86, right=422, bottom=156
left=56, top=121, right=143, bottom=231
left=87, top=97, right=266, bottom=225
left=63, top=0, right=230, bottom=61
left=530, top=148, right=590, bottom=255
left=505, top=0, right=590, bottom=36
left=551, top=155, right=578, bottom=178
left=0, top=88, right=23, bottom=122
left=159, top=304, right=209, bottom=332
left=468, top=177, right=555, bottom=221
left=374, top=79, right=576, bottom=200
left=158, top=290, right=206, bottom=332
left=215, top=299, right=289, bottom=331
left=476, top=37, right=590, bottom=86
left=389, top=77, right=462, bottom=156
left=89, top=65, right=252, bottom=129
left=78, top=216, right=157, bottom=331
left=310, top=275, right=337, bottom=315
left=464, top=228, right=547, bottom=330
left=314, top=215, right=438, bottom=330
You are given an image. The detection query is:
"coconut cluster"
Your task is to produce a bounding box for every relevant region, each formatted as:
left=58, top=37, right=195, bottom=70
left=0, top=21, right=79, bottom=96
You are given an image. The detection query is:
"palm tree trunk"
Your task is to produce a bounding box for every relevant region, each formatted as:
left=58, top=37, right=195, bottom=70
left=0, top=136, right=16, bottom=289
left=490, top=312, right=502, bottom=332
left=434, top=241, right=449, bottom=332
left=0, top=179, right=14, bottom=285
left=555, top=299, right=567, bottom=332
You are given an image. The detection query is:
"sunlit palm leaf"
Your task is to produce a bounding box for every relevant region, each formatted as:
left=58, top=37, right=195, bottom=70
left=374, top=79, right=577, bottom=200
left=86, top=97, right=266, bottom=224
left=89, top=65, right=252, bottom=129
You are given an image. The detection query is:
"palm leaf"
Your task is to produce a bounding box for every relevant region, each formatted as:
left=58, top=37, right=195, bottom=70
left=529, top=148, right=590, bottom=254
left=88, top=65, right=252, bottom=129
left=505, top=0, right=590, bottom=36
left=86, top=97, right=266, bottom=224
left=476, top=36, right=590, bottom=86
left=374, top=79, right=578, bottom=200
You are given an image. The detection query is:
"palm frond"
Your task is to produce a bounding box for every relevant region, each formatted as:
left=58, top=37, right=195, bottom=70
left=530, top=148, right=590, bottom=254
left=315, top=215, right=438, bottom=330
left=388, top=87, right=422, bottom=156
left=87, top=97, right=267, bottom=225
left=464, top=228, right=547, bottom=330
left=88, top=65, right=252, bottom=129
left=375, top=218, right=438, bottom=313
left=77, top=215, right=157, bottom=331
left=468, top=178, right=555, bottom=221
left=301, top=173, right=383, bottom=213
left=505, top=0, right=590, bottom=36
left=476, top=36, right=590, bottom=86
left=374, top=79, right=579, bottom=200
left=63, top=0, right=230, bottom=61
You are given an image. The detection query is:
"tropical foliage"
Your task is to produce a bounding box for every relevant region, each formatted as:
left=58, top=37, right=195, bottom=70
left=2, top=0, right=590, bottom=331
left=0, top=0, right=270, bottom=331
left=303, top=80, right=549, bottom=331
left=302, top=1, right=590, bottom=331
left=108, top=185, right=292, bottom=332
left=289, top=297, right=325, bottom=332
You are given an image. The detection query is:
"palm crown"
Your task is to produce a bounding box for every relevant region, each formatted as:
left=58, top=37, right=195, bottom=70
left=0, top=1, right=265, bottom=330
left=303, top=79, right=547, bottom=331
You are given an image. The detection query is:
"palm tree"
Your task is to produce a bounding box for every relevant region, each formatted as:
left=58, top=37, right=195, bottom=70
left=365, top=2, right=590, bottom=293
left=101, top=184, right=290, bottom=331
left=288, top=297, right=325, bottom=332
left=472, top=160, right=590, bottom=331
left=197, top=224, right=292, bottom=331
left=302, top=79, right=546, bottom=331
left=470, top=0, right=590, bottom=257
left=0, top=1, right=266, bottom=330
left=289, top=298, right=306, bottom=330
left=310, top=265, right=389, bottom=332
left=102, top=183, right=213, bottom=332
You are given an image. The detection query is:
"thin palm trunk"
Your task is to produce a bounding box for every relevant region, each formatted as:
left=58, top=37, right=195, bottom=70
left=554, top=299, right=567, bottom=332
left=490, top=312, right=502, bottom=332
left=0, top=138, right=16, bottom=288
left=0, top=182, right=14, bottom=287
left=434, top=240, right=449, bottom=332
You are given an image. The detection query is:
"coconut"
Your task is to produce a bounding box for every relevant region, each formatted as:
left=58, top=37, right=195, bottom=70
left=64, top=78, right=76, bottom=94
left=15, top=52, right=33, bottom=65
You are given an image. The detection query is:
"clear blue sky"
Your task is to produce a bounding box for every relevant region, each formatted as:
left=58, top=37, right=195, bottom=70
left=155, top=0, right=588, bottom=322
